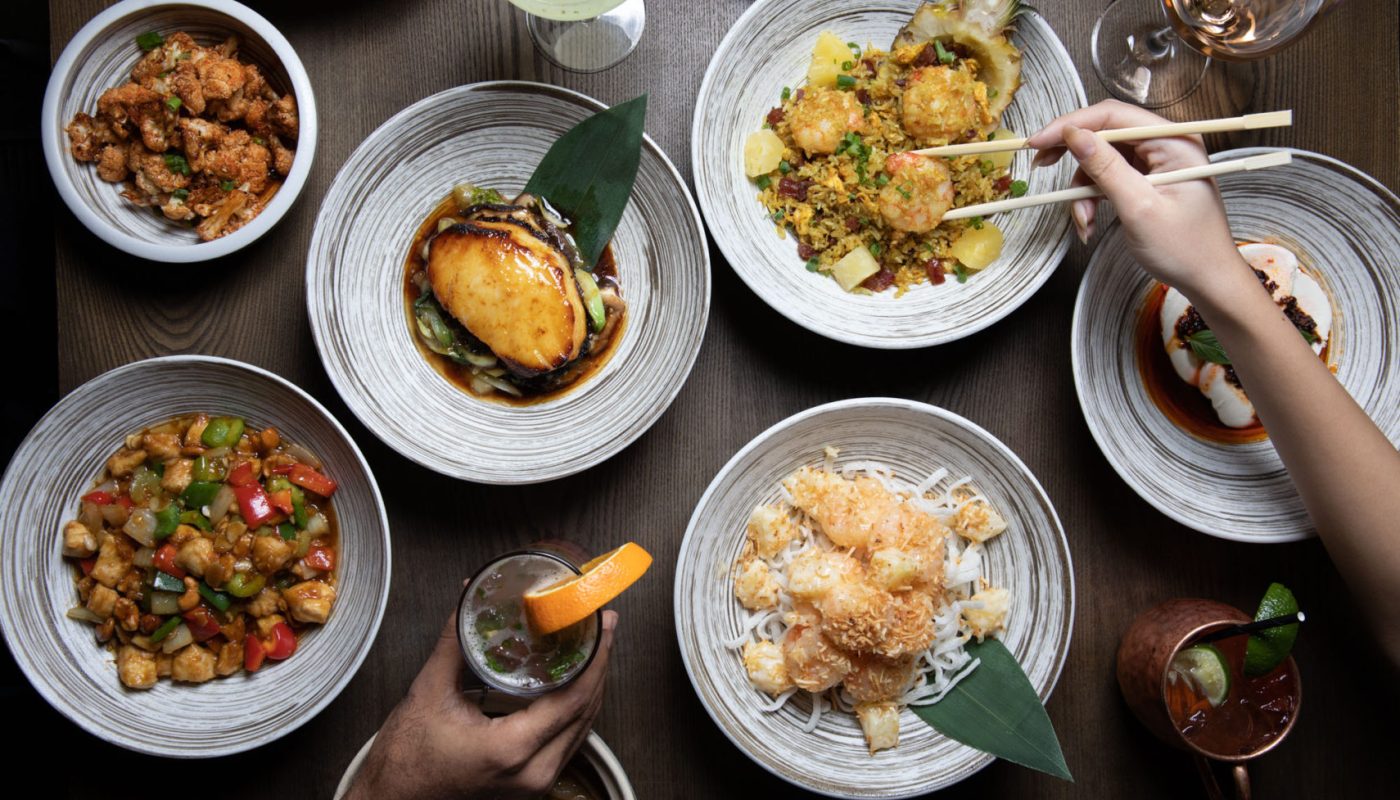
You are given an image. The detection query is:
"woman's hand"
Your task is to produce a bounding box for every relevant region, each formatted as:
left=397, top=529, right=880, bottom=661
left=1026, top=99, right=1248, bottom=304
left=345, top=609, right=618, bottom=800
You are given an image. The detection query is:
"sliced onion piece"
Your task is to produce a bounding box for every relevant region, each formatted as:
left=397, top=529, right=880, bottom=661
left=123, top=508, right=157, bottom=548
left=66, top=606, right=104, bottom=624
left=208, top=484, right=236, bottom=524
left=161, top=623, right=193, bottom=653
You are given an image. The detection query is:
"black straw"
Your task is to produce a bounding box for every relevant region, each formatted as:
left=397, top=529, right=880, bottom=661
left=1194, top=612, right=1306, bottom=645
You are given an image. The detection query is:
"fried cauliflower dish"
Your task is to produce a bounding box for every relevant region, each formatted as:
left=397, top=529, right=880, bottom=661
left=65, top=30, right=298, bottom=241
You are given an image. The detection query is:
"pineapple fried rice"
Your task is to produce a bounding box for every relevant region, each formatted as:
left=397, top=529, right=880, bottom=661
left=744, top=3, right=1027, bottom=296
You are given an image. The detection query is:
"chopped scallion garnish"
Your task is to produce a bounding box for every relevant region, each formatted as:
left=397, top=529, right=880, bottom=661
left=756, top=175, right=771, bottom=190
left=779, top=160, right=791, bottom=174
left=836, top=75, right=857, bottom=89
left=781, top=86, right=791, bottom=101
left=162, top=153, right=190, bottom=175
left=934, top=40, right=955, bottom=64
left=165, top=96, right=182, bottom=112
left=1010, top=179, right=1028, bottom=197
left=841, top=60, right=854, bottom=71
left=805, top=258, right=821, bottom=272
left=969, top=216, right=984, bottom=229
left=221, top=180, right=236, bottom=191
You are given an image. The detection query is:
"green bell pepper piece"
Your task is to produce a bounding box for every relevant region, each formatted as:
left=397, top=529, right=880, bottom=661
left=200, top=416, right=245, bottom=448
left=150, top=616, right=182, bottom=643
left=153, top=504, right=181, bottom=540
left=225, top=571, right=266, bottom=598
left=197, top=582, right=231, bottom=612
left=153, top=570, right=184, bottom=593
left=180, top=481, right=222, bottom=509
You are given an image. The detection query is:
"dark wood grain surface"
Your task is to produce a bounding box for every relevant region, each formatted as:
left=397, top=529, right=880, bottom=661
left=35, top=0, right=1400, bottom=797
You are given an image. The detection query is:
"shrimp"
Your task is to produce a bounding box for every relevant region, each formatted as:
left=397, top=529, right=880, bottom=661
left=844, top=654, right=918, bottom=703
left=899, top=65, right=994, bottom=145
left=781, top=624, right=851, bottom=692
left=742, top=640, right=793, bottom=696
left=878, top=152, right=955, bottom=233
left=819, top=578, right=893, bottom=654
left=786, top=548, right=861, bottom=601
left=734, top=556, right=782, bottom=611
left=787, top=87, right=865, bottom=156
left=878, top=590, right=937, bottom=658
left=784, top=467, right=902, bottom=548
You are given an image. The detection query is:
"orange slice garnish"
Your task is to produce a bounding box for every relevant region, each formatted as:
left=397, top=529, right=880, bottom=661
left=523, top=543, right=652, bottom=635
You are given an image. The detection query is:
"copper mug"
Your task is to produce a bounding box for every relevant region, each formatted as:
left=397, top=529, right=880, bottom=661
left=1117, top=599, right=1302, bottom=800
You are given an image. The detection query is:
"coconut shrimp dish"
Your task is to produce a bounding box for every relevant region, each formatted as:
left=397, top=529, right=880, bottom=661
left=742, top=1, right=1027, bottom=295
left=727, top=450, right=1011, bottom=754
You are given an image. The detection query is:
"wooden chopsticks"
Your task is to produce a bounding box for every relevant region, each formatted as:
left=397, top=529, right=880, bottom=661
left=913, top=110, right=1293, bottom=159
left=941, top=151, right=1293, bottom=221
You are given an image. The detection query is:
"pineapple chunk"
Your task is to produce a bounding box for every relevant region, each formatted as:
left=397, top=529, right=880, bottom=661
left=807, top=31, right=850, bottom=89
left=855, top=701, right=901, bottom=754
left=830, top=245, right=880, bottom=291
left=962, top=586, right=1011, bottom=641
left=868, top=547, right=921, bottom=591
left=985, top=128, right=1018, bottom=169
left=949, top=221, right=1003, bottom=272
left=744, top=129, right=785, bottom=177
left=747, top=505, right=795, bottom=560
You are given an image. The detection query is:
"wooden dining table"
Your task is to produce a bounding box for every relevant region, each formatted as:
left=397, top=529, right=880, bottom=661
left=19, top=0, right=1399, bottom=796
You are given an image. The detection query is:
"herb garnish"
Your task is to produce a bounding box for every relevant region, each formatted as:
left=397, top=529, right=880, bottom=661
left=1187, top=329, right=1231, bottom=364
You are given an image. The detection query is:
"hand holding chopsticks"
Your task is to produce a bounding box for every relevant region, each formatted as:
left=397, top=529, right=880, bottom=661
left=913, top=110, right=1292, bottom=158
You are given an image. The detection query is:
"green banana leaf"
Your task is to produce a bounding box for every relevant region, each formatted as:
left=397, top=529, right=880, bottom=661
left=523, top=94, right=647, bottom=269
left=911, top=637, right=1072, bottom=781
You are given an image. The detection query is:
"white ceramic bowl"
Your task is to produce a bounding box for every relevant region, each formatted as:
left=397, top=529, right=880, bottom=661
left=692, top=0, right=1085, bottom=348
left=0, top=356, right=390, bottom=757
left=674, top=398, right=1074, bottom=797
left=42, top=0, right=317, bottom=262
left=1072, top=148, right=1400, bottom=542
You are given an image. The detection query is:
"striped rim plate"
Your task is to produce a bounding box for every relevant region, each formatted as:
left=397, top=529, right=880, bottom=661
left=0, top=355, right=390, bottom=757
left=674, top=398, right=1074, bottom=797
left=307, top=81, right=711, bottom=484
left=691, top=0, right=1085, bottom=349
left=1071, top=148, right=1400, bottom=541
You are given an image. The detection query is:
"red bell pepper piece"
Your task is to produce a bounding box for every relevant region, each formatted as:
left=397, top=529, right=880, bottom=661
left=288, top=464, right=337, bottom=497
left=270, top=464, right=294, bottom=475
left=266, top=622, right=297, bottom=660
left=153, top=543, right=186, bottom=579
left=269, top=489, right=295, bottom=515
left=227, top=461, right=257, bottom=488
left=234, top=484, right=276, bottom=528
left=81, top=491, right=114, bottom=505
left=79, top=557, right=97, bottom=576
left=304, top=545, right=335, bottom=573
left=183, top=607, right=221, bottom=642
left=245, top=633, right=267, bottom=672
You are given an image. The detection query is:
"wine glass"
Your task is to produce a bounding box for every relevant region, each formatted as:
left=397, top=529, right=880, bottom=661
left=508, top=0, right=646, bottom=73
left=1092, top=0, right=1342, bottom=108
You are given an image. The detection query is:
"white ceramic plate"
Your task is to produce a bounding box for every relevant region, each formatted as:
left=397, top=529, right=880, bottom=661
left=42, top=0, right=317, bottom=262
left=1072, top=148, right=1400, bottom=542
left=691, top=0, right=1085, bottom=349
left=333, top=731, right=636, bottom=800
left=674, top=398, right=1074, bottom=798
left=0, top=356, right=390, bottom=757
left=307, top=81, right=710, bottom=484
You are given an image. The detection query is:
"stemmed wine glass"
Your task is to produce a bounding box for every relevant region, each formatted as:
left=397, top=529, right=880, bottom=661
left=1092, top=0, right=1342, bottom=108
left=508, top=0, right=646, bottom=73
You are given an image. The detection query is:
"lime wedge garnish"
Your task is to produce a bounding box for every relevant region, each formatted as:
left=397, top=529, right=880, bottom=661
left=1244, top=582, right=1300, bottom=677
left=1168, top=643, right=1231, bottom=707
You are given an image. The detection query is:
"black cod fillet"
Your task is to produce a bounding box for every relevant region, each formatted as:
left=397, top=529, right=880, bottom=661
left=427, top=219, right=587, bottom=376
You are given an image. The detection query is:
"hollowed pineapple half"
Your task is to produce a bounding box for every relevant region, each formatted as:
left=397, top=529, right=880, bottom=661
left=893, top=0, right=1024, bottom=122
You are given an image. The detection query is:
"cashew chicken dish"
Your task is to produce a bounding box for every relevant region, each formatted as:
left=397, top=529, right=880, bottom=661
left=62, top=415, right=338, bottom=689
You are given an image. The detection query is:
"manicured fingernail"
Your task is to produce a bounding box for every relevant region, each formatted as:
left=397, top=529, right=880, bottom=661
left=1063, top=124, right=1096, bottom=158
left=1071, top=202, right=1089, bottom=244
left=1031, top=150, right=1051, bottom=168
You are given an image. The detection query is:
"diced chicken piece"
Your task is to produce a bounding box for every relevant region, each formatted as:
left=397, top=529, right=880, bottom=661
left=62, top=520, right=99, bottom=558
left=86, top=583, right=119, bottom=619
left=246, top=587, right=283, bottom=618
left=733, top=557, right=781, bottom=611
left=161, top=457, right=194, bottom=494
left=855, top=702, right=901, bottom=754
left=252, top=534, right=293, bottom=574
left=156, top=652, right=173, bottom=678
left=746, top=505, right=795, bottom=560
left=951, top=499, right=1008, bottom=544
left=140, top=432, right=182, bottom=460
left=786, top=549, right=861, bottom=602
left=106, top=447, right=148, bottom=478
left=742, top=640, right=792, bottom=696
left=171, top=644, right=217, bottom=683
left=255, top=614, right=287, bottom=637
left=175, top=536, right=215, bottom=578
left=216, top=639, right=244, bottom=676
left=117, top=645, right=158, bottom=689
left=91, top=534, right=134, bottom=589
left=184, top=415, right=209, bottom=447
left=282, top=580, right=336, bottom=625
left=962, top=586, right=1010, bottom=642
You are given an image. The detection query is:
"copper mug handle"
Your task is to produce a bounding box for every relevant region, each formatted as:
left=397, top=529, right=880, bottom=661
left=1194, top=756, right=1251, bottom=800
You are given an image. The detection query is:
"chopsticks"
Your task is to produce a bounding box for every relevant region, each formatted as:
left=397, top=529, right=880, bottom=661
left=912, top=110, right=1293, bottom=158
left=941, top=151, right=1292, bottom=222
